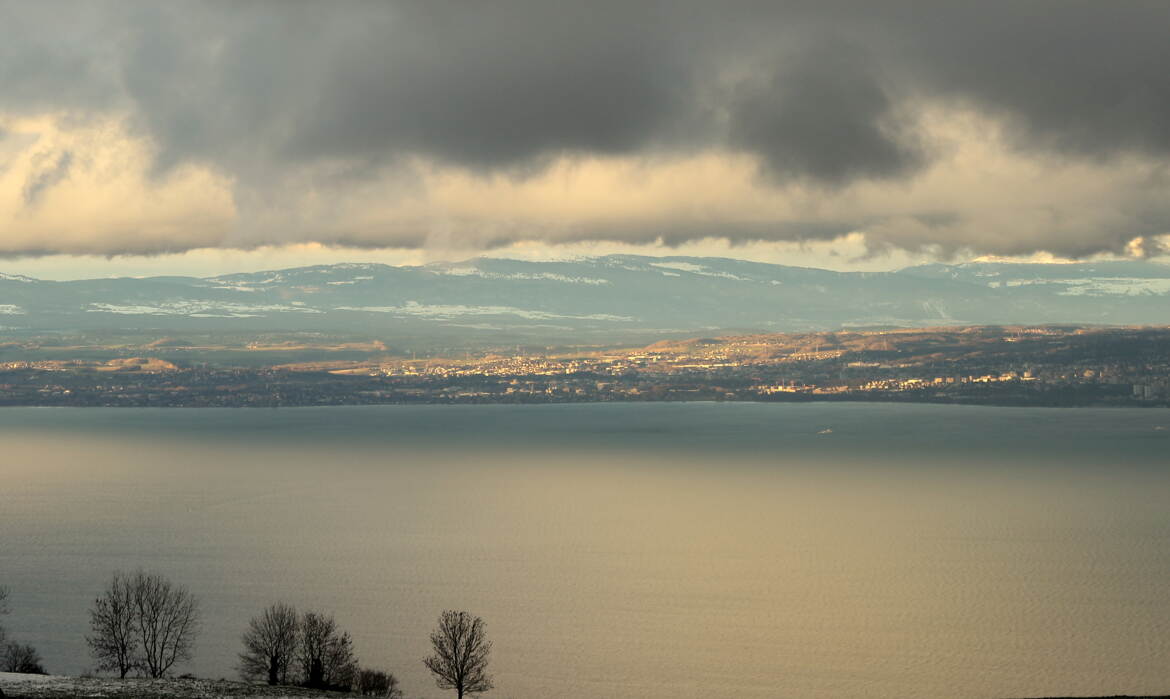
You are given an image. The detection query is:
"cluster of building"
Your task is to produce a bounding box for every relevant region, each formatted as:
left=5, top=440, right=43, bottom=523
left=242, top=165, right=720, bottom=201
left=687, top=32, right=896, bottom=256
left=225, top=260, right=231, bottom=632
left=1, top=326, right=1167, bottom=407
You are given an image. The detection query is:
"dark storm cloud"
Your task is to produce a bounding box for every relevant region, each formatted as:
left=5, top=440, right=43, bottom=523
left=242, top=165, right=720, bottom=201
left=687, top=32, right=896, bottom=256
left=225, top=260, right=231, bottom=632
left=46, top=1, right=705, bottom=178
left=0, top=2, right=119, bottom=112
left=283, top=3, right=701, bottom=169
left=4, top=1, right=1169, bottom=177
left=1, top=0, right=1169, bottom=256
left=727, top=42, right=924, bottom=185
left=886, top=1, right=1170, bottom=159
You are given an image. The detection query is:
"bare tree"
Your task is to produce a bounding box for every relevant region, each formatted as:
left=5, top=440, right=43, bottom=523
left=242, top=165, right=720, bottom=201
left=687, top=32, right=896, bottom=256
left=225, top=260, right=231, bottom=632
left=238, top=602, right=300, bottom=686
left=0, top=587, right=9, bottom=698
left=131, top=571, right=200, bottom=678
left=0, top=583, right=8, bottom=650
left=88, top=571, right=199, bottom=679
left=298, top=611, right=358, bottom=690
left=322, top=630, right=358, bottom=691
left=3, top=643, right=46, bottom=674
left=423, top=611, right=493, bottom=699
left=0, top=586, right=9, bottom=647
left=298, top=611, right=334, bottom=689
left=87, top=572, right=139, bottom=678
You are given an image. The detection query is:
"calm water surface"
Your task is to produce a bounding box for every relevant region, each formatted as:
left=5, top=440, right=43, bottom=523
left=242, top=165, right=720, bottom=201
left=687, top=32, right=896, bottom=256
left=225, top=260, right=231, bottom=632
left=1, top=403, right=1169, bottom=698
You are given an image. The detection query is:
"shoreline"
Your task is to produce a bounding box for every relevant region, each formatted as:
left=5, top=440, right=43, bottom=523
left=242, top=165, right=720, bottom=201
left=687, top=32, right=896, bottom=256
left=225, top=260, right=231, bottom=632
left=0, top=395, right=1166, bottom=409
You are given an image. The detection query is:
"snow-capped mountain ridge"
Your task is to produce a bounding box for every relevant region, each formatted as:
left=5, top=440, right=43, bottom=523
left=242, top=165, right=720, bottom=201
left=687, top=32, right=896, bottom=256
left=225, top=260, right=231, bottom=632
left=1, top=256, right=1168, bottom=346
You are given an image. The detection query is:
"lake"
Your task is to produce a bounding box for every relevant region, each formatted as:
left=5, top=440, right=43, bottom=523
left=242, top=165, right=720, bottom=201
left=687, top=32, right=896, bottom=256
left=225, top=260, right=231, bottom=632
left=2, top=403, right=1169, bottom=698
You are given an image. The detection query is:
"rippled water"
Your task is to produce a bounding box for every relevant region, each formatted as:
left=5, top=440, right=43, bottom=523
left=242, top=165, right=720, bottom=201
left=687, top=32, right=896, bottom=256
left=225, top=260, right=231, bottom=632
left=2, top=404, right=1169, bottom=698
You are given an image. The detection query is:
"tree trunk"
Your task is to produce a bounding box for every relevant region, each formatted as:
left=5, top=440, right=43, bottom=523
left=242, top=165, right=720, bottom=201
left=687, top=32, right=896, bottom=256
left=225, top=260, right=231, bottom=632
left=268, top=660, right=279, bottom=685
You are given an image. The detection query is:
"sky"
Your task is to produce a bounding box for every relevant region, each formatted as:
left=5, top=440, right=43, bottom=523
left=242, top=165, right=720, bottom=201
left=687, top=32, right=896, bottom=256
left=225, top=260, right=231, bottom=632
left=1, top=1, right=1169, bottom=278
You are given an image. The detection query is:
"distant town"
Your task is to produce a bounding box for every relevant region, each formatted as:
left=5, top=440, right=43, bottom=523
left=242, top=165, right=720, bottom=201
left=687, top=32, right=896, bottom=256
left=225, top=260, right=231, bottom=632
left=1, top=325, right=1168, bottom=408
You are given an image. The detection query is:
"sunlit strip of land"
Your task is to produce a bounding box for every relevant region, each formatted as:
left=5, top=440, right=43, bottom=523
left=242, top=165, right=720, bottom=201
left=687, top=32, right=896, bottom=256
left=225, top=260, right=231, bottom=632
left=1, top=325, right=1167, bottom=407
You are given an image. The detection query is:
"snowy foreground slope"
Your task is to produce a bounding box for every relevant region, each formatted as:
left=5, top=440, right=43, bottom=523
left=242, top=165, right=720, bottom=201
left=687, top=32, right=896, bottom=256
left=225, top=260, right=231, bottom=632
left=2, top=673, right=1166, bottom=699
left=2, top=256, right=1169, bottom=347
left=0, top=672, right=339, bottom=698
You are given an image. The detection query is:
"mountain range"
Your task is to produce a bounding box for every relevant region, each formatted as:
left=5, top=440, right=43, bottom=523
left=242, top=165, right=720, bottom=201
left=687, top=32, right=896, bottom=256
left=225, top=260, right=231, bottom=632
left=2, top=255, right=1169, bottom=348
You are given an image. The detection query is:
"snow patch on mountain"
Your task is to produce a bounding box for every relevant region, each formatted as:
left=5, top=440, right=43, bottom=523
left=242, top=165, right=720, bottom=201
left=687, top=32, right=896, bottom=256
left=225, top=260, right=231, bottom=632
left=434, top=267, right=609, bottom=285
left=202, top=274, right=286, bottom=291
left=86, top=301, right=324, bottom=317
left=1054, top=278, right=1170, bottom=296
left=650, top=261, right=705, bottom=273
left=208, top=284, right=261, bottom=292
left=336, top=301, right=632, bottom=322
left=330, top=263, right=386, bottom=271
left=999, top=277, right=1170, bottom=296
left=649, top=261, right=752, bottom=281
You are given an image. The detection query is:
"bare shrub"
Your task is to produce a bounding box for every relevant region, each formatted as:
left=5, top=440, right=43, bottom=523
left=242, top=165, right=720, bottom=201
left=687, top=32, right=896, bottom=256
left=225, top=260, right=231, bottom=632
left=358, top=668, right=403, bottom=697
left=3, top=643, right=46, bottom=674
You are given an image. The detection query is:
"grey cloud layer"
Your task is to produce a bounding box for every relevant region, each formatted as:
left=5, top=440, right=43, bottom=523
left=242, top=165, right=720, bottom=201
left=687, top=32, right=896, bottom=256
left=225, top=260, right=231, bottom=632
left=1, top=0, right=1169, bottom=254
